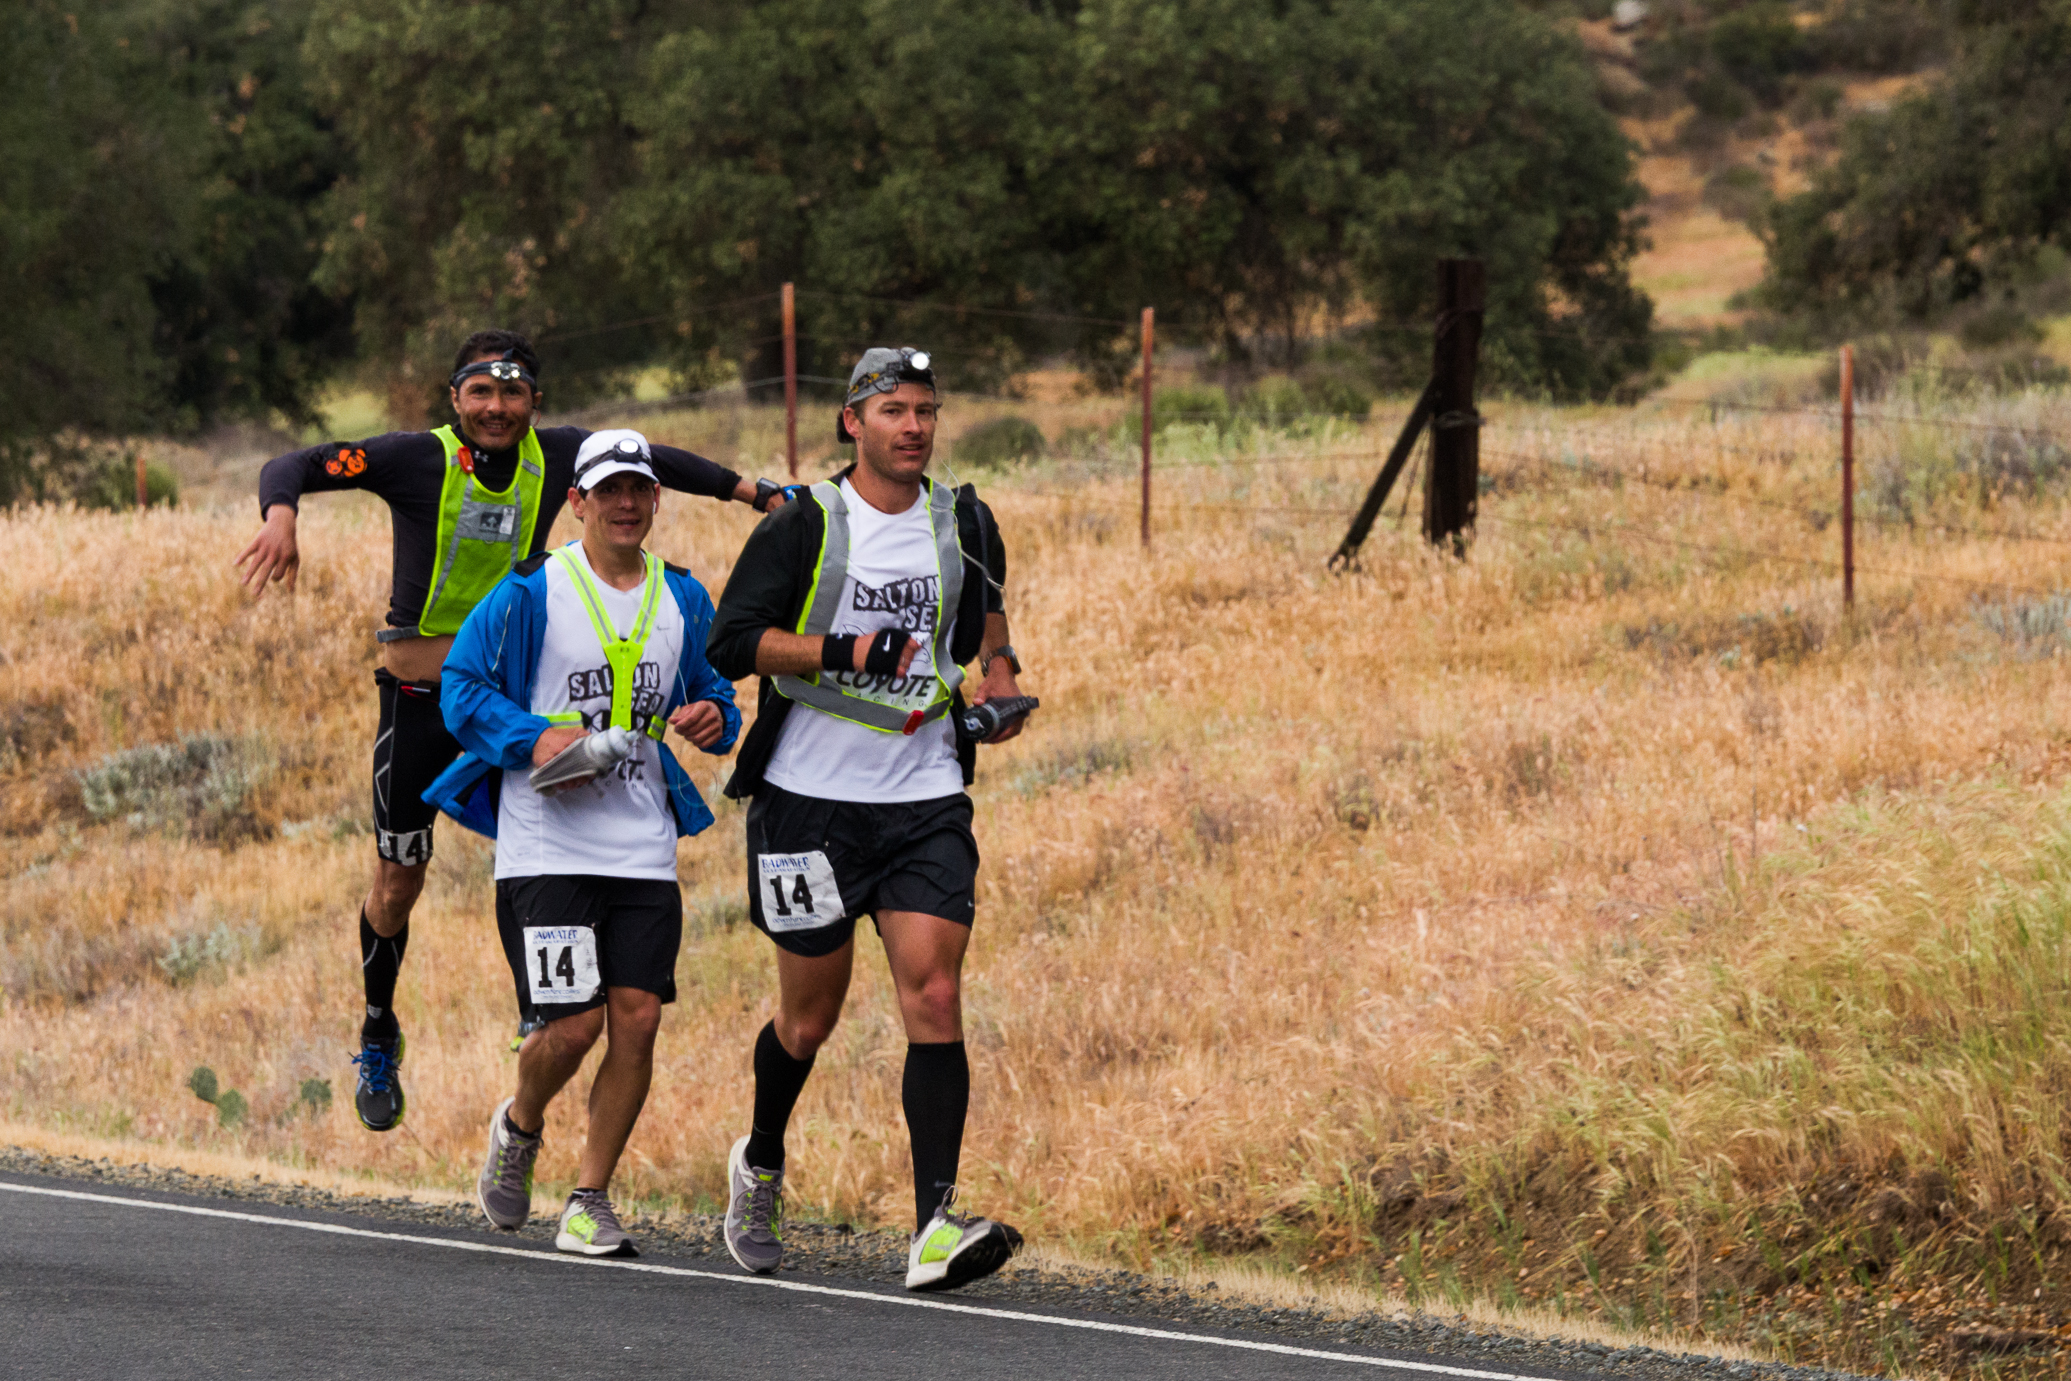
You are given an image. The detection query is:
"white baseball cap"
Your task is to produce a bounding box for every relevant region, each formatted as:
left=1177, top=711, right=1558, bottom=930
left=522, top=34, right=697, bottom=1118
left=573, top=429, right=657, bottom=490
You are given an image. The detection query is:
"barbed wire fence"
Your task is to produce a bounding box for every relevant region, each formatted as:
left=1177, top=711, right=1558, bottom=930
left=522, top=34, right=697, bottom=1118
left=528, top=278, right=2071, bottom=607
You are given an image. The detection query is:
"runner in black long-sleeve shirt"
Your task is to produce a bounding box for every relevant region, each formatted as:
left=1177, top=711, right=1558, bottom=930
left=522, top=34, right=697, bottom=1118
left=234, top=328, right=786, bottom=1135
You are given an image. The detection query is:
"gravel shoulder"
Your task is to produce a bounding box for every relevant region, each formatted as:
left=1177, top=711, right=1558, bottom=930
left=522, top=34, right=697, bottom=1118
left=1, top=1144, right=1882, bottom=1381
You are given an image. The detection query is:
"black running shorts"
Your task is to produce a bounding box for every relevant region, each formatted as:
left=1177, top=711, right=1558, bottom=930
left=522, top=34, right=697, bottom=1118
left=744, top=784, right=979, bottom=958
left=373, top=668, right=460, bottom=867
left=495, top=875, right=682, bottom=1022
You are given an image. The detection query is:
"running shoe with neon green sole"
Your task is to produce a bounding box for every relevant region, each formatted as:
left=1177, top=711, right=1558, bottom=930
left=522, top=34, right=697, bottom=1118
left=557, top=1189, right=637, bottom=1257
left=905, top=1189, right=1022, bottom=1292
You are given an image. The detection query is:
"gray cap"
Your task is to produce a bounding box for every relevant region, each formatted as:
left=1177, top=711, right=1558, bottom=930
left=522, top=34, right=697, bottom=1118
left=838, top=347, right=935, bottom=442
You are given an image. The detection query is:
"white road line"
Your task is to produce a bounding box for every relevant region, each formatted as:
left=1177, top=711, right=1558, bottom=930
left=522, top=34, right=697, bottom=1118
left=0, top=1178, right=1554, bottom=1378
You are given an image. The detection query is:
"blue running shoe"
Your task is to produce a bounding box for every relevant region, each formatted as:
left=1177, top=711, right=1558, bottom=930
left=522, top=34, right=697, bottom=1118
left=351, top=1031, right=405, bottom=1132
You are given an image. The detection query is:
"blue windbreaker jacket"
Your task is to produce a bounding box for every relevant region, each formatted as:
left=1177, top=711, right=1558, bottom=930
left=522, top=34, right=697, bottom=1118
left=423, top=545, right=742, bottom=840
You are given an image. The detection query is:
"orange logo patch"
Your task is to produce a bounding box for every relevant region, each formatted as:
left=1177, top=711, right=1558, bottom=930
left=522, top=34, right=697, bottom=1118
left=325, top=447, right=368, bottom=477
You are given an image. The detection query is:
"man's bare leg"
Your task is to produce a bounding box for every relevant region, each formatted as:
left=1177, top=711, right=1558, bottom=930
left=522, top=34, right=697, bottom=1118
left=773, top=942, right=856, bottom=1058
left=510, top=1006, right=606, bottom=1134
left=365, top=857, right=427, bottom=937
left=575, top=989, right=663, bottom=1190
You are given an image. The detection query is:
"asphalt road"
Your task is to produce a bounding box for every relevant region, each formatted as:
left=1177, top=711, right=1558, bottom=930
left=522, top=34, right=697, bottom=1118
left=0, top=1171, right=1595, bottom=1381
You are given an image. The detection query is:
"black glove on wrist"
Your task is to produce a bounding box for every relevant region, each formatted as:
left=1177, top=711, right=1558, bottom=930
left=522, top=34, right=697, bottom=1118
left=821, top=635, right=858, bottom=672
left=862, top=629, right=907, bottom=674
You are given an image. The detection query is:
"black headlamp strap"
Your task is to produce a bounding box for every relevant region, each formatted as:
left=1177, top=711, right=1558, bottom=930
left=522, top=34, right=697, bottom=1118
left=450, top=351, right=537, bottom=390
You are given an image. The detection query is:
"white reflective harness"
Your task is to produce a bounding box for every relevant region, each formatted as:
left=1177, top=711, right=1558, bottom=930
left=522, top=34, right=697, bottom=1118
left=544, top=544, right=669, bottom=741
left=773, top=479, right=964, bottom=734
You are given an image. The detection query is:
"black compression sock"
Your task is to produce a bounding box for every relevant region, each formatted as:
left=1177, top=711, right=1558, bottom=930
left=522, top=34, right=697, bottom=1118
left=744, top=1021, right=815, bottom=1171
left=359, top=910, right=408, bottom=1039
left=903, top=1041, right=970, bottom=1231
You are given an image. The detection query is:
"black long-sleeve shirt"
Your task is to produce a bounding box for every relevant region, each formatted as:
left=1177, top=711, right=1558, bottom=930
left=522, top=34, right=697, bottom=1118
left=258, top=426, right=742, bottom=632
left=709, top=468, right=1007, bottom=797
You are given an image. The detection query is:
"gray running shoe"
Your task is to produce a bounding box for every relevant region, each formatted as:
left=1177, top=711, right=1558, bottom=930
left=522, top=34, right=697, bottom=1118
left=906, top=1188, right=1023, bottom=1292
left=557, top=1190, right=638, bottom=1257
left=351, top=1030, right=405, bottom=1132
left=475, top=1096, right=542, bottom=1231
left=723, top=1134, right=784, bottom=1274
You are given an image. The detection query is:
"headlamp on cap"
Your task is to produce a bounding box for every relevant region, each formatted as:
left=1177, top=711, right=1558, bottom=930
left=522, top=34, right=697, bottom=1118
left=838, top=346, right=938, bottom=443
left=572, top=429, right=658, bottom=491
left=450, top=352, right=538, bottom=391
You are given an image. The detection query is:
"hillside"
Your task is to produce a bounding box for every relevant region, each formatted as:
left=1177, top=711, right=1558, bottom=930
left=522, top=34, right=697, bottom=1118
left=11, top=386, right=2071, bottom=1374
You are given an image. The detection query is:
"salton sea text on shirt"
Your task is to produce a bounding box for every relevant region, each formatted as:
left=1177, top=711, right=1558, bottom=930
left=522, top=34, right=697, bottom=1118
left=851, top=576, right=938, bottom=634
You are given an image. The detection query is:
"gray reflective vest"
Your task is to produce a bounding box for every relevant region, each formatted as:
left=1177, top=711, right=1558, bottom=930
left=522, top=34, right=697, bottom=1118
left=773, top=479, right=965, bottom=734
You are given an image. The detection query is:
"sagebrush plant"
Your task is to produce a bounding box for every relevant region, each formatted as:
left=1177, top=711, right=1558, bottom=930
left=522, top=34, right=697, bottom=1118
left=6, top=389, right=2071, bottom=1374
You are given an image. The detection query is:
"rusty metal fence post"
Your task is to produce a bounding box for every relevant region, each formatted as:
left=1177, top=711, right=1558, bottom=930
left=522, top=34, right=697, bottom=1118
left=1140, top=306, right=1154, bottom=548
left=1840, top=343, right=1855, bottom=608
left=781, top=282, right=799, bottom=478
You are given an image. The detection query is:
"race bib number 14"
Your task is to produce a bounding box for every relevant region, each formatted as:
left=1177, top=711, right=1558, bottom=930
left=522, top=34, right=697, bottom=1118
left=524, top=925, right=601, bottom=1004
left=757, top=851, right=845, bottom=933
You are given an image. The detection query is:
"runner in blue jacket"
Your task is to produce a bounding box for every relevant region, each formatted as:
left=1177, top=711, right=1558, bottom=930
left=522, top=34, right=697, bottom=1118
left=425, top=536, right=741, bottom=840
left=425, top=431, right=742, bottom=1256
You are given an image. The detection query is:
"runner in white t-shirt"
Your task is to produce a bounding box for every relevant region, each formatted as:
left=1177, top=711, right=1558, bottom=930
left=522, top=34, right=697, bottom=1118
left=708, top=347, right=1034, bottom=1292
left=433, top=430, right=740, bottom=1258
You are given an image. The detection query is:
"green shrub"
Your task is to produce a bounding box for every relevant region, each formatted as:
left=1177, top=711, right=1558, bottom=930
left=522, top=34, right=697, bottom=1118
left=1152, top=384, right=1231, bottom=433
left=158, top=922, right=265, bottom=984
left=1300, top=373, right=1373, bottom=419
left=1703, top=165, right=1771, bottom=226
left=956, top=415, right=1046, bottom=467
left=76, top=456, right=178, bottom=510
left=1976, top=592, right=2071, bottom=657
left=75, top=734, right=270, bottom=838
left=1, top=442, right=177, bottom=510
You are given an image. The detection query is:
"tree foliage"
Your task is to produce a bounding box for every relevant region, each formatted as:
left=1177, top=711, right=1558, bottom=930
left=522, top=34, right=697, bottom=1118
left=2, top=0, right=348, bottom=500
left=619, top=0, right=1650, bottom=398
left=303, top=0, right=661, bottom=406
left=13, top=0, right=1657, bottom=469
left=620, top=0, right=1069, bottom=395
left=2, top=2, right=191, bottom=457
left=1761, top=2, right=2071, bottom=323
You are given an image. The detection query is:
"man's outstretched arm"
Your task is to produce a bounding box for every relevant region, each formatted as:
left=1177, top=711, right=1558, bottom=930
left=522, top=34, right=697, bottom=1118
left=647, top=443, right=784, bottom=510
left=236, top=434, right=427, bottom=596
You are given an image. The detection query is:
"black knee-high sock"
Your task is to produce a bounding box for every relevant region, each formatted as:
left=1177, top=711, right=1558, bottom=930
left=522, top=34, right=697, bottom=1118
left=359, top=910, right=408, bottom=1038
left=903, top=1041, right=970, bottom=1231
left=745, top=1021, right=816, bottom=1171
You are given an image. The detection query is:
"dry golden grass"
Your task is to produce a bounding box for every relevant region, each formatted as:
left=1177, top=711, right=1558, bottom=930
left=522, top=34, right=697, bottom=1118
left=8, top=390, right=2071, bottom=1374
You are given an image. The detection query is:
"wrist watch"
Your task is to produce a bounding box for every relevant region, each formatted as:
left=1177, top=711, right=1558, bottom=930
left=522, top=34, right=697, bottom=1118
left=752, top=478, right=783, bottom=512
left=980, top=644, right=1021, bottom=677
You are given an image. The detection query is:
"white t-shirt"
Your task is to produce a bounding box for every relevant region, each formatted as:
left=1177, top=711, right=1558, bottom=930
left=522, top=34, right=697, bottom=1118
left=763, top=480, right=963, bottom=803
left=495, top=544, right=685, bottom=880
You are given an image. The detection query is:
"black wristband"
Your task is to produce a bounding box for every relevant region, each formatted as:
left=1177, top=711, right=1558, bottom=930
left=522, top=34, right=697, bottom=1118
left=862, top=629, right=907, bottom=674
left=822, top=635, right=858, bottom=672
